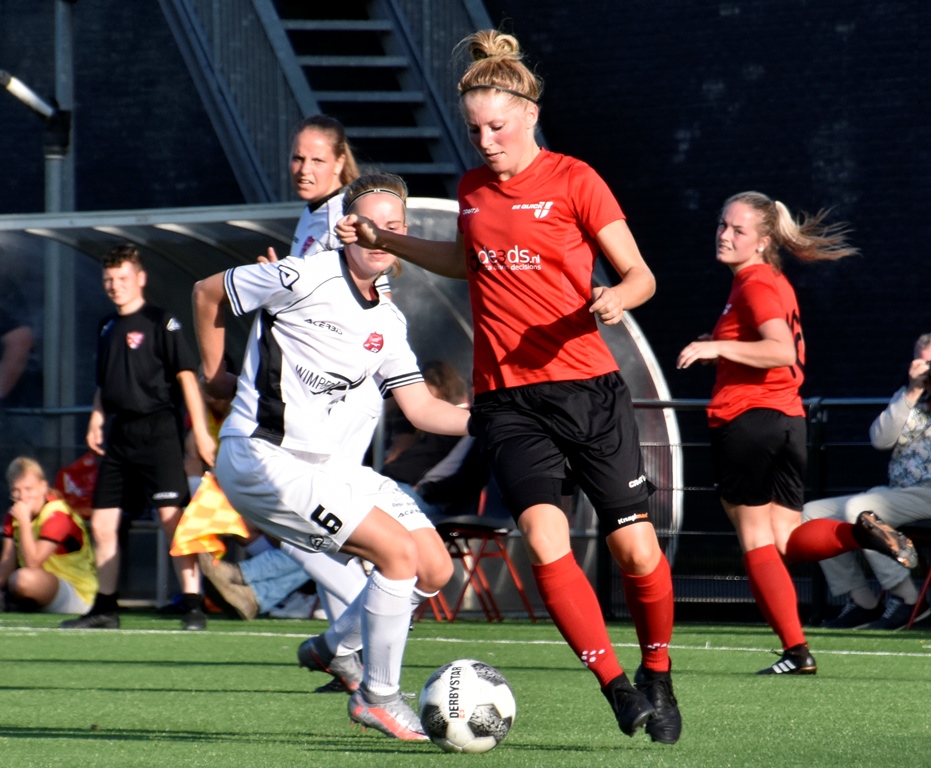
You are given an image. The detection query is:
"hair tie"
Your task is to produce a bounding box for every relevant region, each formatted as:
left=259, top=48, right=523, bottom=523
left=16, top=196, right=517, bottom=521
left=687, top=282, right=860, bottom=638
left=459, top=85, right=538, bottom=104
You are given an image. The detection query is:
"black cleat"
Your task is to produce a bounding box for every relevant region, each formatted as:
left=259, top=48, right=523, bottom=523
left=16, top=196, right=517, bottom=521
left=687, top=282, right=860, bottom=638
left=182, top=606, right=207, bottom=631
left=634, top=665, right=682, bottom=744
left=852, top=511, right=917, bottom=568
left=60, top=611, right=120, bottom=630
left=756, top=643, right=817, bottom=675
left=602, top=672, right=656, bottom=737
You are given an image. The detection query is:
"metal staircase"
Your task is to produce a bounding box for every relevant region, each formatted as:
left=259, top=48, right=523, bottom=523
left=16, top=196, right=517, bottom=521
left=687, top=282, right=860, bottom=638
left=160, top=0, right=492, bottom=201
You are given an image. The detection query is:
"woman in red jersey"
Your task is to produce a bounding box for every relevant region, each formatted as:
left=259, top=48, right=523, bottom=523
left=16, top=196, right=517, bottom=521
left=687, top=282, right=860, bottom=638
left=338, top=30, right=679, bottom=744
left=678, top=191, right=915, bottom=674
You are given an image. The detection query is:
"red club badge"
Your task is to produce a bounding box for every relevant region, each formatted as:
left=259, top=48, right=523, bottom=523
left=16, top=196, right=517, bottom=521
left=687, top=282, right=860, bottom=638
left=363, top=332, right=384, bottom=352
left=126, top=332, right=144, bottom=349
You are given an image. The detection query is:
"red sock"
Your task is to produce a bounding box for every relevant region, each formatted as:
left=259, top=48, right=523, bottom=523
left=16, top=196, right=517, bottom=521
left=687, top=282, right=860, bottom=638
left=621, top=555, right=674, bottom=673
left=532, top=552, right=623, bottom=687
left=785, top=519, right=858, bottom=562
left=744, top=544, right=806, bottom=650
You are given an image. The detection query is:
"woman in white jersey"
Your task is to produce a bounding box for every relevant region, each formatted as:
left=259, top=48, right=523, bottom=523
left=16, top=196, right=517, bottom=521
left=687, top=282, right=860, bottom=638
left=194, top=172, right=469, bottom=741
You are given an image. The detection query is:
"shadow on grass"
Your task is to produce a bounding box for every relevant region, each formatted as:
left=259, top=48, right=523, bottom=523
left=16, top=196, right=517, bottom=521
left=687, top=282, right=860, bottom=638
left=0, top=658, right=296, bottom=668
left=0, top=725, right=612, bottom=754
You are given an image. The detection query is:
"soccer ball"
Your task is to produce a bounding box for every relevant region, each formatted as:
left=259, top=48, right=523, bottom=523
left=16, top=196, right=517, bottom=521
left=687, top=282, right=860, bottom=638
left=418, top=658, right=516, bottom=754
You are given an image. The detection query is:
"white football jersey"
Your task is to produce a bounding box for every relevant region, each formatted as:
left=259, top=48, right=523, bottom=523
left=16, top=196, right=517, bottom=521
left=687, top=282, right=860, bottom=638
left=221, top=251, right=422, bottom=454
left=291, top=192, right=344, bottom=257
left=291, top=190, right=390, bottom=296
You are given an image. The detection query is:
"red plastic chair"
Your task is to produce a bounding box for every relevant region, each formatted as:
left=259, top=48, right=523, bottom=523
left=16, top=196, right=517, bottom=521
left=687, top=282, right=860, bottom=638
left=433, top=487, right=537, bottom=623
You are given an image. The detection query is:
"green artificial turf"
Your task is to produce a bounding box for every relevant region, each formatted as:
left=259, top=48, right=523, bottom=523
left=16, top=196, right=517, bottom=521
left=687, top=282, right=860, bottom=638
left=2, top=612, right=930, bottom=767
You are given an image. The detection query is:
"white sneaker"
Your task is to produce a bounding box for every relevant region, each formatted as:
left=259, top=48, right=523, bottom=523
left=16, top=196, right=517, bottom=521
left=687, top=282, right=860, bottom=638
left=348, top=686, right=428, bottom=741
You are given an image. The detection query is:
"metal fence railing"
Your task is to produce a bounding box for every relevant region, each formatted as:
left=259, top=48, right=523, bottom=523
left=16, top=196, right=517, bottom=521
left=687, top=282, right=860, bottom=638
left=1, top=396, right=902, bottom=620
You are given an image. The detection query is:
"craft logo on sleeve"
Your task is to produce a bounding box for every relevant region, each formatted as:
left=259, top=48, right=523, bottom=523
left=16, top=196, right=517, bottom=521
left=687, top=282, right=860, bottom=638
left=126, top=331, right=144, bottom=349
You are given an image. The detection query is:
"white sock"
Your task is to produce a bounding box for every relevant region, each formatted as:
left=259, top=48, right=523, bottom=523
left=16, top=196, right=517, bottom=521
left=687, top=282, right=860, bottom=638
left=281, top=543, right=368, bottom=607
left=361, top=571, right=416, bottom=696
left=325, top=587, right=364, bottom=657
left=412, top=585, right=437, bottom=608
left=319, top=589, right=349, bottom=622
left=245, top=536, right=274, bottom=557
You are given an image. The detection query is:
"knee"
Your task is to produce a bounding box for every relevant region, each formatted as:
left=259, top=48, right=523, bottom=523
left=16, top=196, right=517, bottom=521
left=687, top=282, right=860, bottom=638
left=9, top=568, right=42, bottom=598
left=416, top=548, right=454, bottom=593
left=374, top=534, right=419, bottom=580
left=91, top=517, right=118, bottom=545
left=615, top=542, right=661, bottom=576
left=158, top=507, right=183, bottom=536
left=520, top=524, right=570, bottom=565
left=608, top=524, right=662, bottom=576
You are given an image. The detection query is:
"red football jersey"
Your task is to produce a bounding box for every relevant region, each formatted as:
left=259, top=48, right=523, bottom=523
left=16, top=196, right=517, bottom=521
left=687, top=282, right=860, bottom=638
left=457, top=149, right=623, bottom=394
left=707, top=262, right=806, bottom=426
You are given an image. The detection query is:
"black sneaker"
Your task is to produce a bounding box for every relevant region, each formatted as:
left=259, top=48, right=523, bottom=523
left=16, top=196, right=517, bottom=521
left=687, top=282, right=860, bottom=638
left=634, top=665, right=682, bottom=744
left=756, top=643, right=817, bottom=675
left=863, top=595, right=931, bottom=630
left=852, top=511, right=917, bottom=568
left=60, top=611, right=120, bottom=630
left=820, top=599, right=882, bottom=629
left=182, top=606, right=207, bottom=631
left=602, top=672, right=656, bottom=737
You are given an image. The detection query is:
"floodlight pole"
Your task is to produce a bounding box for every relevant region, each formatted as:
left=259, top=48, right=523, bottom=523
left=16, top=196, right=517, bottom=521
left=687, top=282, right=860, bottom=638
left=2, top=0, right=77, bottom=464
left=47, top=0, right=77, bottom=467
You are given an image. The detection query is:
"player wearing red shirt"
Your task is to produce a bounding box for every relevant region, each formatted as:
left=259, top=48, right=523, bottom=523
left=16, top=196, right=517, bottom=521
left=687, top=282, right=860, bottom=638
left=338, top=30, right=679, bottom=745
left=459, top=149, right=620, bottom=393
left=679, top=191, right=914, bottom=675
left=707, top=262, right=806, bottom=426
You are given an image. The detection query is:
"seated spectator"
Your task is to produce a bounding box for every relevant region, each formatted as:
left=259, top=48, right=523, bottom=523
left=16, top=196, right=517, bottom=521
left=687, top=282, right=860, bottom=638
left=381, top=360, right=487, bottom=520
left=804, top=333, right=931, bottom=629
left=1, top=457, right=98, bottom=614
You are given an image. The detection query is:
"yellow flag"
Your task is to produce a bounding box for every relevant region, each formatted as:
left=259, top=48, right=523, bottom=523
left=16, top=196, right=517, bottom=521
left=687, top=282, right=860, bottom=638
left=170, top=473, right=249, bottom=557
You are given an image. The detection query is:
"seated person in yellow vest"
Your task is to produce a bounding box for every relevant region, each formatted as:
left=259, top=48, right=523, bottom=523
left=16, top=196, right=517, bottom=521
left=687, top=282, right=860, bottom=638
left=0, top=457, right=98, bottom=614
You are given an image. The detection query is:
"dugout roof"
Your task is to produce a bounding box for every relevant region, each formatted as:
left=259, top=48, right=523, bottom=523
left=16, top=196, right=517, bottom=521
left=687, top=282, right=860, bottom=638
left=0, top=200, right=682, bottom=560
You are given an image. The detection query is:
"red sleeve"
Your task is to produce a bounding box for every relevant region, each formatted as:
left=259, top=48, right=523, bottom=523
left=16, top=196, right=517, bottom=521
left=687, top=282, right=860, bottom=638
left=2, top=513, right=13, bottom=538
left=738, top=275, right=785, bottom=329
left=37, top=511, right=81, bottom=544
left=569, top=161, right=625, bottom=238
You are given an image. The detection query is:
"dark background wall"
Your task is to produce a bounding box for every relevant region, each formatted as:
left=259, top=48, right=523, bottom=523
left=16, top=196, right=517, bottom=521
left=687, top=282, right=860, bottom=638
left=0, top=0, right=242, bottom=212
left=2, top=0, right=928, bottom=401
left=483, top=0, right=930, bottom=401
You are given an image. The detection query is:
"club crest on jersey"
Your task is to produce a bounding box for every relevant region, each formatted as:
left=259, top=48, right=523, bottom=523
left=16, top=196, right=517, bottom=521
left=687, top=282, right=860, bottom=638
left=126, top=331, right=144, bottom=349
left=278, top=263, right=300, bottom=290
left=299, top=235, right=316, bottom=255
left=511, top=200, right=554, bottom=218
left=363, top=332, right=384, bottom=353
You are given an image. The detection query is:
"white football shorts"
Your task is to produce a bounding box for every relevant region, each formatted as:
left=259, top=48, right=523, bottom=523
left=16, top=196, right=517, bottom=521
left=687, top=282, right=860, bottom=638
left=215, top=436, right=432, bottom=555
left=45, top=578, right=92, bottom=615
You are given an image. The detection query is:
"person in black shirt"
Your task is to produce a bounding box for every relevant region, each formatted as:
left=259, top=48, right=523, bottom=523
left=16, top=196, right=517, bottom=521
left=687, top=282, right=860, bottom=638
left=61, top=245, right=215, bottom=631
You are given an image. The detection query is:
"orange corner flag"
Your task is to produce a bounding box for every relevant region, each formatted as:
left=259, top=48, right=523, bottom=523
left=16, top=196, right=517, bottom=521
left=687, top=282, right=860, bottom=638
left=170, top=473, right=249, bottom=558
